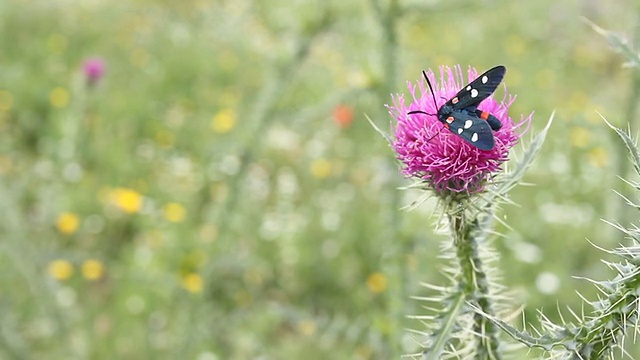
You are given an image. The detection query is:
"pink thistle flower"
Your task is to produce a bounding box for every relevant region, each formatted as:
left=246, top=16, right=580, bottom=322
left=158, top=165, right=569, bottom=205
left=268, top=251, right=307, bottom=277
left=387, top=65, right=532, bottom=195
left=82, top=57, right=106, bottom=85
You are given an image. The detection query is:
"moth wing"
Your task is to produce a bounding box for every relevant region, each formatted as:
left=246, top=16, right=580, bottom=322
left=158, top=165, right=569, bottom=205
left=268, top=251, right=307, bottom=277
left=443, top=65, right=506, bottom=110
left=445, top=110, right=495, bottom=150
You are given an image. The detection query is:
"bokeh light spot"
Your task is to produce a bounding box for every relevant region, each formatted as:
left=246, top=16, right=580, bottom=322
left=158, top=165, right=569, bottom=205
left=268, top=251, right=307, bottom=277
left=48, top=260, right=74, bottom=280
left=536, top=272, right=560, bottom=294
left=211, top=109, right=236, bottom=134
left=47, top=33, right=68, bottom=54
left=182, top=273, right=203, bottom=294
left=50, top=87, right=70, bottom=108
left=310, top=159, right=332, bottom=179
left=81, top=259, right=105, bottom=281
left=297, top=320, right=317, bottom=336
left=0, top=90, right=14, bottom=111
left=56, top=212, right=80, bottom=235
left=366, top=272, right=388, bottom=293
left=569, top=127, right=591, bottom=148
left=588, top=146, right=608, bottom=168
left=163, top=202, right=186, bottom=223
left=110, top=188, right=143, bottom=213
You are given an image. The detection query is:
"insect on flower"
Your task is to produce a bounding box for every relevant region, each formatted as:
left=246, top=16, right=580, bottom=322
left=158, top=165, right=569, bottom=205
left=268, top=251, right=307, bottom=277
left=408, top=65, right=506, bottom=150
left=389, top=65, right=528, bottom=194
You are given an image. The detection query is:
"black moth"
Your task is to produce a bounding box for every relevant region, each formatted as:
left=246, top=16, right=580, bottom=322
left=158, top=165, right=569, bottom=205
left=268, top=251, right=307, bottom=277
left=408, top=65, right=506, bottom=150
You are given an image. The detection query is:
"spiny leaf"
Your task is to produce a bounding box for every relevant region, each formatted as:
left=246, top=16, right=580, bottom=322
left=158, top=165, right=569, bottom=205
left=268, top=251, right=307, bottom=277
left=422, top=292, right=466, bottom=360
left=480, top=111, right=554, bottom=207
left=366, top=114, right=394, bottom=146
left=612, top=189, right=640, bottom=211
left=601, top=112, right=640, bottom=177
left=583, top=17, right=640, bottom=68
left=470, top=304, right=561, bottom=351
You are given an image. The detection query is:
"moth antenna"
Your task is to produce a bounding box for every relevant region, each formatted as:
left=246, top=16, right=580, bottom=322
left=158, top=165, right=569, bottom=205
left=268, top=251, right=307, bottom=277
left=424, top=126, right=445, bottom=143
left=406, top=110, right=445, bottom=143
left=407, top=110, right=435, bottom=116
left=405, top=70, right=444, bottom=146
left=422, top=70, right=439, bottom=109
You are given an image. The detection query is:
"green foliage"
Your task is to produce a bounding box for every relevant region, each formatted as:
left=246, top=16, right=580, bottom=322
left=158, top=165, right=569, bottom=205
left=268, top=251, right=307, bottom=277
left=0, top=0, right=639, bottom=359
left=484, top=122, right=640, bottom=359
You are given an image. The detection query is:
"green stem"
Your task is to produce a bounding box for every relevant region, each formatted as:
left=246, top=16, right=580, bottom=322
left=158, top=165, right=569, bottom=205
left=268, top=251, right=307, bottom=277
left=449, top=208, right=501, bottom=360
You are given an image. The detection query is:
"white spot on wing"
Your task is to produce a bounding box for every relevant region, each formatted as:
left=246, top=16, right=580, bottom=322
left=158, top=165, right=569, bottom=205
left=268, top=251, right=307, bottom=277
left=471, top=133, right=478, bottom=142
left=466, top=85, right=471, bottom=91
left=458, top=128, right=463, bottom=134
left=464, top=120, right=473, bottom=129
left=470, top=89, right=479, bottom=98
left=482, top=75, right=488, bottom=84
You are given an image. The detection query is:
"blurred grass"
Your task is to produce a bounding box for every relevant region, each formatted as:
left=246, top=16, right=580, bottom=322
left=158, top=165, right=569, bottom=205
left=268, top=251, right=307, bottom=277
left=1, top=0, right=639, bottom=358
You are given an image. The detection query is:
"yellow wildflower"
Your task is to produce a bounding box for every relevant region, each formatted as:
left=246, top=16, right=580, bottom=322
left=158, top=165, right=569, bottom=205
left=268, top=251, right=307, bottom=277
left=48, top=259, right=74, bottom=280
left=366, top=272, right=388, bottom=293
left=163, top=202, right=186, bottom=223
left=155, top=129, right=175, bottom=147
left=568, top=91, right=589, bottom=113
left=50, top=87, right=70, bottom=108
left=569, top=127, right=591, bottom=148
left=588, top=147, right=608, bottom=168
left=81, top=259, right=105, bottom=281
left=111, top=188, right=143, bottom=213
left=506, top=35, right=527, bottom=57
left=297, top=320, right=317, bottom=336
left=0, top=90, right=13, bottom=111
left=56, top=212, right=80, bottom=235
left=182, top=273, right=203, bottom=293
left=211, top=109, right=236, bottom=133
left=310, top=159, right=332, bottom=179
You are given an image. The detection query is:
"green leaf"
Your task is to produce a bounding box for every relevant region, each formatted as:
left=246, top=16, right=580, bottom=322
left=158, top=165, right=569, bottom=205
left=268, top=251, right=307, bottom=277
left=583, top=17, right=640, bottom=68
left=366, top=114, right=394, bottom=146
left=480, top=111, right=555, bottom=207
left=600, top=112, right=640, bottom=176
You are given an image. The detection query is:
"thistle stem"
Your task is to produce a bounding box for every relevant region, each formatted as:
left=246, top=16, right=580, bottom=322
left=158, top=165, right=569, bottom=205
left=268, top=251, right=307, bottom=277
left=449, top=207, right=502, bottom=359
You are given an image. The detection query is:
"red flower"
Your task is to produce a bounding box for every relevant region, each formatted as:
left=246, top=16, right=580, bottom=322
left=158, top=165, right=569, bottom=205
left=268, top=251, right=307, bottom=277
left=333, top=104, right=354, bottom=129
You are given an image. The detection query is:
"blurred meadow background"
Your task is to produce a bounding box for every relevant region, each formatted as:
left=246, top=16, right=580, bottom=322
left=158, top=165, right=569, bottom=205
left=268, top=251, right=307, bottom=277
left=2, top=0, right=640, bottom=358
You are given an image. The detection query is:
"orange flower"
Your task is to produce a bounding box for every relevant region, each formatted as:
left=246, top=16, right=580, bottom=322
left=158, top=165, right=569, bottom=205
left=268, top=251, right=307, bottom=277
left=332, top=104, right=354, bottom=129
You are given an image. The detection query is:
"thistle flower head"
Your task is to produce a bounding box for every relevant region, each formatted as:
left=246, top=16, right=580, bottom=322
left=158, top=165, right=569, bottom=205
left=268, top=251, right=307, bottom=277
left=388, top=65, right=531, bottom=195
left=82, top=57, right=106, bottom=85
